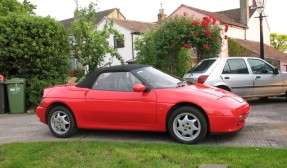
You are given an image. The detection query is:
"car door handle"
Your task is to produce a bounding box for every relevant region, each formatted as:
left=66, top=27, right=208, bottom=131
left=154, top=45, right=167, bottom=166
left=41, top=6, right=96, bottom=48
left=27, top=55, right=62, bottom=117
left=256, top=76, right=261, bottom=79
left=224, top=77, right=230, bottom=79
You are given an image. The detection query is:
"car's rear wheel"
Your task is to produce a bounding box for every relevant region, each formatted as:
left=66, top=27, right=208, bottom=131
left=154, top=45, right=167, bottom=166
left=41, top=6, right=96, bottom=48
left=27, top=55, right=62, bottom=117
left=259, top=97, right=268, bottom=101
left=48, top=106, right=77, bottom=138
left=217, top=86, right=230, bottom=92
left=168, top=106, right=207, bottom=144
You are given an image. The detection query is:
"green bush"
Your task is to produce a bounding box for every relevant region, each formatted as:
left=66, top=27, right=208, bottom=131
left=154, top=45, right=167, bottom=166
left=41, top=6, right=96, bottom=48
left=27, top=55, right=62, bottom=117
left=0, top=14, right=70, bottom=106
left=135, top=17, right=222, bottom=77
left=228, top=39, right=254, bottom=56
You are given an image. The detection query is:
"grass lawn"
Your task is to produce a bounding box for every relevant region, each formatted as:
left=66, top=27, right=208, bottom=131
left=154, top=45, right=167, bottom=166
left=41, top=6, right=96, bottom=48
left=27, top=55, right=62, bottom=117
left=0, top=141, right=286, bottom=168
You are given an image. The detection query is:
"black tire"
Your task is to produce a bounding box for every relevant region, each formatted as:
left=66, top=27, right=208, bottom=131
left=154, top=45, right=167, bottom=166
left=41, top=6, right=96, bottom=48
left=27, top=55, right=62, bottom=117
left=168, top=106, right=208, bottom=144
left=259, top=97, right=268, bottom=101
left=217, top=86, right=230, bottom=92
left=47, top=106, right=77, bottom=138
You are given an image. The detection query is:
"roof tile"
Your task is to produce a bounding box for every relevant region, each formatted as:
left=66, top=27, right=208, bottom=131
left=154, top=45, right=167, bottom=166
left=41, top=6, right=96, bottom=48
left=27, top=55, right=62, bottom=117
left=234, top=38, right=287, bottom=61
left=171, top=4, right=247, bottom=28
left=216, top=6, right=257, bottom=25
left=113, top=19, right=157, bottom=33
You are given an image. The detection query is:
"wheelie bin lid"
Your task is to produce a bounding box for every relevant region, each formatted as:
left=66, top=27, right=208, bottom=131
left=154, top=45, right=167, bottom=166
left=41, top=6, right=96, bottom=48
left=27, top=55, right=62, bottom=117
left=5, top=78, right=25, bottom=84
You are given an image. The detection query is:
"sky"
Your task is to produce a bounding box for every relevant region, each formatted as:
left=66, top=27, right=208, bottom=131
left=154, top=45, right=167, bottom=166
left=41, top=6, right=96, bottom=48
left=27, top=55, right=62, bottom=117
left=22, top=0, right=286, bottom=34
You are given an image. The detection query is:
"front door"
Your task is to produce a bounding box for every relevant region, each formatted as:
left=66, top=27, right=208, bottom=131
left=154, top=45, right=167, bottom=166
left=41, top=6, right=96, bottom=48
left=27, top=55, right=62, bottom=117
left=220, top=58, right=254, bottom=97
left=247, top=58, right=283, bottom=96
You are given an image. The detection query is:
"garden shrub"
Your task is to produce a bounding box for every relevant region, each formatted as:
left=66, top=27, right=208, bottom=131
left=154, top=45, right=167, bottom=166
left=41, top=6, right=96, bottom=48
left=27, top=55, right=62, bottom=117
left=136, top=16, right=223, bottom=77
left=0, top=14, right=70, bottom=106
left=228, top=39, right=254, bottom=56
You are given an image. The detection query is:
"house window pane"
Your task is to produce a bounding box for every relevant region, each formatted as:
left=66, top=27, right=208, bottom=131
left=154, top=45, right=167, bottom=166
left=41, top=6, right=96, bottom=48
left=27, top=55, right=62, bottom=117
left=114, top=35, right=124, bottom=48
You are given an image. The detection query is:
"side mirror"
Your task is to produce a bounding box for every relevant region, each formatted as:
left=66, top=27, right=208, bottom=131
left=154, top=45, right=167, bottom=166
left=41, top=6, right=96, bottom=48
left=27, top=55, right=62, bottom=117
left=133, top=84, right=146, bottom=92
left=273, top=68, right=279, bottom=75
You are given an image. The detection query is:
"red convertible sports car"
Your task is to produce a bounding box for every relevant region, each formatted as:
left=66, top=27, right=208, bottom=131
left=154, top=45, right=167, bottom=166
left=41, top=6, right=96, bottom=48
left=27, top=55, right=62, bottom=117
left=36, top=64, right=250, bottom=144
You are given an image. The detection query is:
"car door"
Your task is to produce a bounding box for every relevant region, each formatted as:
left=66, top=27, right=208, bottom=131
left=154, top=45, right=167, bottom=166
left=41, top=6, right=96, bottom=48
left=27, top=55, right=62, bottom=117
left=85, top=71, right=157, bottom=129
left=247, top=58, right=283, bottom=96
left=220, top=58, right=254, bottom=97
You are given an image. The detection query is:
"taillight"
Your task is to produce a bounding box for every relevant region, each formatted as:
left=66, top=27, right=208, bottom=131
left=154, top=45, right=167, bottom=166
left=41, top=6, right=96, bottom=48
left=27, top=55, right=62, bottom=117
left=198, top=75, right=209, bottom=84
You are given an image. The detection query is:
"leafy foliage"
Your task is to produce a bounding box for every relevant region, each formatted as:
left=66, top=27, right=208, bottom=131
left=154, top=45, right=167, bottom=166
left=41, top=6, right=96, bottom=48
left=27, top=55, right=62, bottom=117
left=0, top=0, right=36, bottom=16
left=228, top=39, right=254, bottom=56
left=270, top=33, right=287, bottom=53
left=0, top=14, right=70, bottom=105
left=70, top=1, right=124, bottom=77
left=135, top=16, right=223, bottom=77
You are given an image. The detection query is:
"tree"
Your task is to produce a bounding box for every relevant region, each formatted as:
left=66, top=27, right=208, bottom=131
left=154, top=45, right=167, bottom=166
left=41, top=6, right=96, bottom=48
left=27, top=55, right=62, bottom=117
left=71, top=1, right=124, bottom=77
left=0, top=14, right=70, bottom=105
left=270, top=33, right=287, bottom=53
left=0, top=0, right=35, bottom=16
left=136, top=16, right=225, bottom=77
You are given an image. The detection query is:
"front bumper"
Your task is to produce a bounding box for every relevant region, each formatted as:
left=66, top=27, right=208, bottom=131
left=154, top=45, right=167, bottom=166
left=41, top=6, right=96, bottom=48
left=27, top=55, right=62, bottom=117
left=206, top=104, right=250, bottom=133
left=209, top=114, right=248, bottom=133
left=36, top=106, right=47, bottom=124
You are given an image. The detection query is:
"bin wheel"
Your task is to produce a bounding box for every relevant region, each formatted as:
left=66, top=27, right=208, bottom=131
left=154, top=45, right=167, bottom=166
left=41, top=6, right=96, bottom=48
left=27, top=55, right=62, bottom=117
left=47, top=106, right=77, bottom=138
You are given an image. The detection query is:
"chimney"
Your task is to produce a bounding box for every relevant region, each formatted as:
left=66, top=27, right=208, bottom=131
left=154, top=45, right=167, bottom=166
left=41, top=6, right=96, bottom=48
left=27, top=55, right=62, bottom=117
left=240, top=0, right=249, bottom=26
left=157, top=8, right=167, bottom=23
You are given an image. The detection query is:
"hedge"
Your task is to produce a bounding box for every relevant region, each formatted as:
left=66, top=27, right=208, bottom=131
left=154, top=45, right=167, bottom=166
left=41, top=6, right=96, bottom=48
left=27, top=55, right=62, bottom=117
left=0, top=14, right=70, bottom=106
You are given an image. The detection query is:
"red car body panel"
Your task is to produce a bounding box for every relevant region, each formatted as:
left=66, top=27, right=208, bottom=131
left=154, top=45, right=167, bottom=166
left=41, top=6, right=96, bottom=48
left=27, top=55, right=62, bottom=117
left=36, top=83, right=250, bottom=133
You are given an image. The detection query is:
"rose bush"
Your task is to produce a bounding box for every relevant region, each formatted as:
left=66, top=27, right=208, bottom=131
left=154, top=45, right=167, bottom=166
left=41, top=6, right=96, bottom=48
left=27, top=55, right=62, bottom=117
left=136, top=16, right=228, bottom=76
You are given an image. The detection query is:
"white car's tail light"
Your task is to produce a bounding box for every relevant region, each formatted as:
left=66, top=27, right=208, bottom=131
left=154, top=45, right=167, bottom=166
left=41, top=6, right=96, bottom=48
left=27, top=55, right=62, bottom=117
left=198, top=75, right=209, bottom=84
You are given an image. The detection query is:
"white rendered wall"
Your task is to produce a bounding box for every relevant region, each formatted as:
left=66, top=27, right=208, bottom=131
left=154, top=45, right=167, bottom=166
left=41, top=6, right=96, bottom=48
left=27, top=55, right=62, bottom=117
left=98, top=19, right=135, bottom=66
left=246, top=11, right=270, bottom=45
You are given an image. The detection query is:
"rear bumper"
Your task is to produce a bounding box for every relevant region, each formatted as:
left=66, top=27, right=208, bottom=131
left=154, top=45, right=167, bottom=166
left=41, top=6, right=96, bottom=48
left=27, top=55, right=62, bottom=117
left=36, top=106, right=47, bottom=124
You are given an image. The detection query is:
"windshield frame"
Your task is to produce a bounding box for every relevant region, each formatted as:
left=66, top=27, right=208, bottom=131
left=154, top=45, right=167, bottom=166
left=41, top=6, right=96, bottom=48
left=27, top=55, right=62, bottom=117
left=132, top=67, right=184, bottom=89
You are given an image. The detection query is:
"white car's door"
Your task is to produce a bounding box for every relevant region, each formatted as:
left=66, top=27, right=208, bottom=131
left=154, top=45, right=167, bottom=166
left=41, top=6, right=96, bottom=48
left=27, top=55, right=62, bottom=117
left=220, top=58, right=254, bottom=97
left=247, top=58, right=283, bottom=96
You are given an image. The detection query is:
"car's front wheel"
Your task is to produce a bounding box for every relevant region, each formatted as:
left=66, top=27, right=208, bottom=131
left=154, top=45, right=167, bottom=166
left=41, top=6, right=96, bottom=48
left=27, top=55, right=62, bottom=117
left=168, top=106, right=207, bottom=144
left=48, top=106, right=77, bottom=138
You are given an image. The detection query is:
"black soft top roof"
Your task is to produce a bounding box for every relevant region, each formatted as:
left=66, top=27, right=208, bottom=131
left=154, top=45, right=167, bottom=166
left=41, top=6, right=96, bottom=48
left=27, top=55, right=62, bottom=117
left=76, top=64, right=150, bottom=88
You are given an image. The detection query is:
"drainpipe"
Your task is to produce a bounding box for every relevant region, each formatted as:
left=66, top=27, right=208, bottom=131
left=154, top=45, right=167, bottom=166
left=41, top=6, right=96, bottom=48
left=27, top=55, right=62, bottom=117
left=131, top=32, right=140, bottom=60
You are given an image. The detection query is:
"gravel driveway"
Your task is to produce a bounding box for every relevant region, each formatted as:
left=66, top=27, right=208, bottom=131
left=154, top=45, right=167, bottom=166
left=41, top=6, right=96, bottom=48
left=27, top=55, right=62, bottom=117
left=0, top=97, right=286, bottom=148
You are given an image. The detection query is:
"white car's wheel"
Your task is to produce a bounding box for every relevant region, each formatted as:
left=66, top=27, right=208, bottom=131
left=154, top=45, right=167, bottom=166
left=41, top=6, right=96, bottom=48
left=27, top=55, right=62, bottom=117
left=48, top=106, right=77, bottom=138
left=168, top=106, right=207, bottom=144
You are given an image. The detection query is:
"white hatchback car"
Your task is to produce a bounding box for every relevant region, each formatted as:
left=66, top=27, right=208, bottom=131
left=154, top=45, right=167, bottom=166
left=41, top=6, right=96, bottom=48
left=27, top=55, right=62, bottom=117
left=183, top=57, right=287, bottom=99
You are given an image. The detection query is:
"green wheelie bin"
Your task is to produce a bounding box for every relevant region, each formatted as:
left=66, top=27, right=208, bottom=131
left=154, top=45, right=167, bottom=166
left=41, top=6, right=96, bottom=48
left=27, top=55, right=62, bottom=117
left=5, top=78, right=26, bottom=113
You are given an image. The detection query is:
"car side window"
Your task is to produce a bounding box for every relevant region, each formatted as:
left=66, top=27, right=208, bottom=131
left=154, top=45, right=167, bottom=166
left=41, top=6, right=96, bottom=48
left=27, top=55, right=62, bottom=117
left=92, top=72, right=142, bottom=92
left=222, top=59, right=249, bottom=74
left=247, top=59, right=274, bottom=74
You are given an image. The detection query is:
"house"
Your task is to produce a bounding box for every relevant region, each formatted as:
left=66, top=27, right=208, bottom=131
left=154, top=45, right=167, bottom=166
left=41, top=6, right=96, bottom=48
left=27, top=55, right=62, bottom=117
left=97, top=18, right=157, bottom=65
left=60, top=8, right=125, bottom=70
left=60, top=2, right=287, bottom=72
left=60, top=8, right=126, bottom=32
left=168, top=0, right=287, bottom=71
left=60, top=8, right=156, bottom=67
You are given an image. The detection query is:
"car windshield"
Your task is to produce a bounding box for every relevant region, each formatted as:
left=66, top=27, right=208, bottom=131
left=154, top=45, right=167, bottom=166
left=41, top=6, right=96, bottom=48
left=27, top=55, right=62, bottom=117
left=190, top=59, right=216, bottom=73
left=133, top=67, right=184, bottom=89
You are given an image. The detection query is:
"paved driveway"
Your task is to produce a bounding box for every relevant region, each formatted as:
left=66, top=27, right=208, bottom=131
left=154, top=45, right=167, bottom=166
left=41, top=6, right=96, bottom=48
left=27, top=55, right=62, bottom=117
left=0, top=98, right=286, bottom=148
